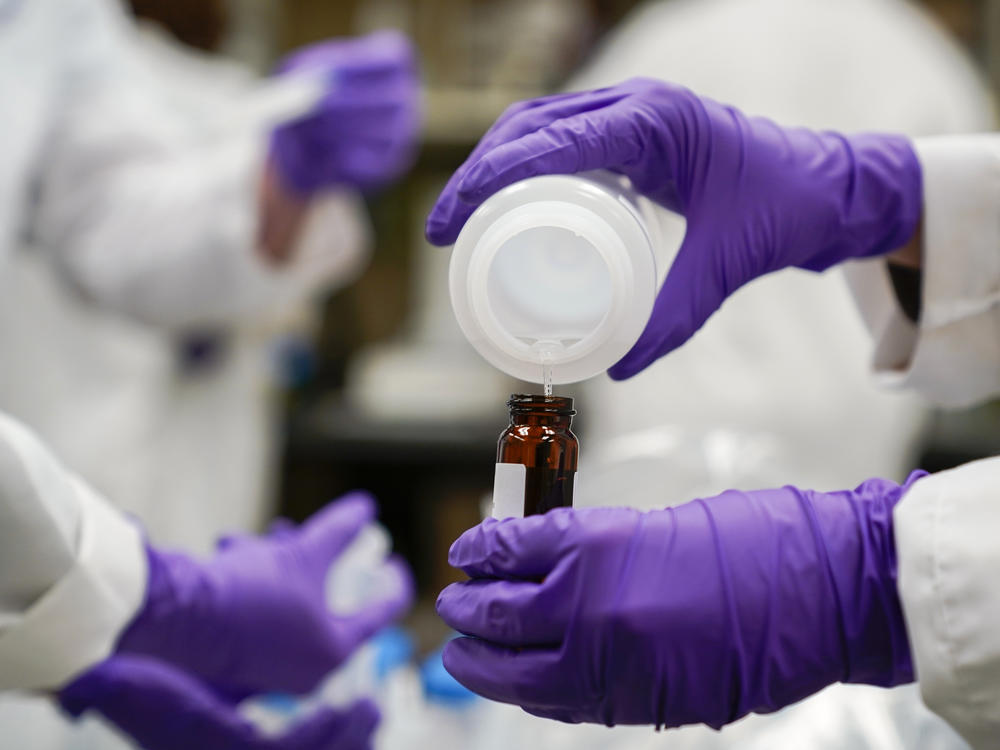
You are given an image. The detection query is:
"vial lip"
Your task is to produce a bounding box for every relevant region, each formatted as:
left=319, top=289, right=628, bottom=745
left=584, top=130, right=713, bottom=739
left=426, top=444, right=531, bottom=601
left=507, top=393, right=576, bottom=415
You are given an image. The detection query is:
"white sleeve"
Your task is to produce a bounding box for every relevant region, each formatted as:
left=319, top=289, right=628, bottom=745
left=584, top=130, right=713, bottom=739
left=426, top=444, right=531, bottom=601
left=844, top=134, right=1000, bottom=407
left=0, top=413, right=146, bottom=691
left=29, top=4, right=368, bottom=329
left=894, top=458, right=1000, bottom=749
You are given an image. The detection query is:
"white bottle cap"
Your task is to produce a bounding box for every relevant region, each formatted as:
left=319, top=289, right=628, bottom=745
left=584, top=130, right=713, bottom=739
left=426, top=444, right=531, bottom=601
left=449, top=174, right=657, bottom=384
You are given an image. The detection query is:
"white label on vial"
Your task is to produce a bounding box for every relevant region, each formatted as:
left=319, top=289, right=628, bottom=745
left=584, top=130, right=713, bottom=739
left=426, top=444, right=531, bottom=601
left=492, top=462, right=526, bottom=519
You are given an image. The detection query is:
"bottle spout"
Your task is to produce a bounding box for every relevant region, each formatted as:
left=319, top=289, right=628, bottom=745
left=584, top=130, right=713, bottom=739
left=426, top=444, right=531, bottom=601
left=533, top=341, right=561, bottom=396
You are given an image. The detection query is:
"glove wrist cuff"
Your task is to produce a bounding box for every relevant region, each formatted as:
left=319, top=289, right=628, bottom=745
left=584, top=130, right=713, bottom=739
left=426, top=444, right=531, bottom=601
left=838, top=470, right=927, bottom=687
left=115, top=545, right=213, bottom=665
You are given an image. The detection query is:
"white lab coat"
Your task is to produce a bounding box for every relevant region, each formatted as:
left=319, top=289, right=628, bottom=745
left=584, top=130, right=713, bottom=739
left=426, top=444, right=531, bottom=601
left=0, top=4, right=369, bottom=554
left=0, top=410, right=146, bottom=690
left=0, top=0, right=369, bottom=744
left=848, top=133, right=1000, bottom=749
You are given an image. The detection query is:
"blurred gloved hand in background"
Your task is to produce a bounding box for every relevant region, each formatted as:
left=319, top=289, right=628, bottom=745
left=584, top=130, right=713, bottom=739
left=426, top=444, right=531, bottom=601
left=270, top=30, right=421, bottom=196
left=437, top=472, right=924, bottom=729
left=60, top=655, right=379, bottom=750
left=116, top=492, right=414, bottom=695
left=425, top=78, right=921, bottom=378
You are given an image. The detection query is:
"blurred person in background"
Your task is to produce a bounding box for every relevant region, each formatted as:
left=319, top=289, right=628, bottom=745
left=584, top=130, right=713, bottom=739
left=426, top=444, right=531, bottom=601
left=429, top=0, right=992, bottom=748
left=0, top=0, right=419, bottom=747
left=0, top=0, right=419, bottom=556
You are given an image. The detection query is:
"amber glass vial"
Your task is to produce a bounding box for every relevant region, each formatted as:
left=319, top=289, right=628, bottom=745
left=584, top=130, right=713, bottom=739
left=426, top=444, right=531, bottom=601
left=497, top=394, right=579, bottom=516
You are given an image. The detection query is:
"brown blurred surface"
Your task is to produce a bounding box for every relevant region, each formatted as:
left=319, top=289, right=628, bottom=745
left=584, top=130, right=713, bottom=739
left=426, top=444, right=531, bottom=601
left=126, top=0, right=229, bottom=51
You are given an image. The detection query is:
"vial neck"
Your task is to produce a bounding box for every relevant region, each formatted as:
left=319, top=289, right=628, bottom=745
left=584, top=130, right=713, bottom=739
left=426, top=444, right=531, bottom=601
left=506, top=394, right=575, bottom=430
left=509, top=412, right=574, bottom=429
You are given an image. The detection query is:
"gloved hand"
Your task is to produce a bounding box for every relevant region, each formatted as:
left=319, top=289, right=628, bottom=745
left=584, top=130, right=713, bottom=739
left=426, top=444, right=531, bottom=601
left=437, top=473, right=924, bottom=729
left=425, top=78, right=921, bottom=378
left=270, top=30, right=421, bottom=195
left=117, top=492, right=413, bottom=695
left=60, top=655, right=379, bottom=750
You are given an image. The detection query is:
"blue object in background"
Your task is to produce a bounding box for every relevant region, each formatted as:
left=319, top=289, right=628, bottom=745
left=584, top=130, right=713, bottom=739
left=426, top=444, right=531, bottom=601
left=373, top=626, right=414, bottom=683
left=271, top=334, right=317, bottom=388
left=421, top=639, right=478, bottom=708
left=257, top=691, right=301, bottom=717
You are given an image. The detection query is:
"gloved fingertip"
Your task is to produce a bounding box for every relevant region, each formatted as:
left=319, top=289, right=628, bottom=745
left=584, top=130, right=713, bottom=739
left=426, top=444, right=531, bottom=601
left=446, top=518, right=493, bottom=567
left=323, top=491, right=377, bottom=528
left=296, top=492, right=380, bottom=570
left=338, top=488, right=379, bottom=510
left=424, top=211, right=459, bottom=246
left=268, top=517, right=297, bottom=537
left=440, top=637, right=472, bottom=680
left=446, top=538, right=462, bottom=567
left=57, top=663, right=115, bottom=718
left=57, top=685, right=91, bottom=719
left=435, top=586, right=477, bottom=633
left=296, top=700, right=380, bottom=749
left=605, top=360, right=639, bottom=381
left=435, top=583, right=457, bottom=614
left=384, top=555, right=416, bottom=608
left=349, top=697, right=381, bottom=731
left=607, top=333, right=666, bottom=381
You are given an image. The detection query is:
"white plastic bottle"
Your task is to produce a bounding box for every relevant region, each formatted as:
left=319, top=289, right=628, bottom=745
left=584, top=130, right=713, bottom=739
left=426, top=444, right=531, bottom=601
left=449, top=171, right=661, bottom=385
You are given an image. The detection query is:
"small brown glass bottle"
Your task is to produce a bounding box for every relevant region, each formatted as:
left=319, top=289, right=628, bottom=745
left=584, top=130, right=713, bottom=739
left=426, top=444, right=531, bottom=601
left=493, top=394, right=579, bottom=518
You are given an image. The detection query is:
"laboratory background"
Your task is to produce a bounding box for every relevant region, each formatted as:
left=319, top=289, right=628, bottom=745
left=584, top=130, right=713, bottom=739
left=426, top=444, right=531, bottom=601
left=5, top=0, right=1000, bottom=748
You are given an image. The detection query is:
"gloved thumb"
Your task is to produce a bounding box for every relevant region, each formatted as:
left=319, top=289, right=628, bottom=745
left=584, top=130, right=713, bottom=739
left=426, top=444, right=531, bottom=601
left=608, top=227, right=728, bottom=379
left=296, top=492, right=377, bottom=572
left=58, top=656, right=260, bottom=749
left=274, top=699, right=380, bottom=750
left=330, top=556, right=414, bottom=659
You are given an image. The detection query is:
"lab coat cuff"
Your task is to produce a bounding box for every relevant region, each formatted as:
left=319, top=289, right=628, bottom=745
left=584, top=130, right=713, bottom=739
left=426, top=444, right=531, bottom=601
left=0, top=479, right=146, bottom=691
left=895, top=458, right=1000, bottom=749
left=846, top=136, right=1000, bottom=407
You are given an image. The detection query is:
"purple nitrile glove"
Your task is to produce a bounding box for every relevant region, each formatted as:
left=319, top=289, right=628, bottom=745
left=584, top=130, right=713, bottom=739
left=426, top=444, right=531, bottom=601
left=117, top=492, right=414, bottom=695
left=59, top=655, right=379, bottom=750
left=270, top=30, right=421, bottom=195
left=425, top=78, right=921, bottom=378
left=436, top=472, right=926, bottom=729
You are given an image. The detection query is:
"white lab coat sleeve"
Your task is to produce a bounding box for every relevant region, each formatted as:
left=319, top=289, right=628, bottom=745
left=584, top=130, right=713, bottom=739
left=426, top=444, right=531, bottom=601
left=0, top=412, right=146, bottom=691
left=843, top=134, right=1000, bottom=407
left=894, top=457, right=1000, bottom=749
left=29, top=3, right=369, bottom=330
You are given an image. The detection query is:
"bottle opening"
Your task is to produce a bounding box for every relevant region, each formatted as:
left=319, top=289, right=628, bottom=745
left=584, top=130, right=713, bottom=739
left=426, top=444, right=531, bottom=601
left=450, top=176, right=659, bottom=385
left=507, top=393, right=576, bottom=416
left=485, top=225, right=613, bottom=345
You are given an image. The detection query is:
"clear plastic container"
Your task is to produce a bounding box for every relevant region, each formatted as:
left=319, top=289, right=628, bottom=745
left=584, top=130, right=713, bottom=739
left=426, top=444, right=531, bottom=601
left=449, top=171, right=661, bottom=385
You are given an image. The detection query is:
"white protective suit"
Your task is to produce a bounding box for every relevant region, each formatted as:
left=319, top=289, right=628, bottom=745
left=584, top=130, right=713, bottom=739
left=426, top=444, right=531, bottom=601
left=0, top=3, right=369, bottom=555
left=0, top=0, right=369, bottom=746
left=862, top=134, right=1000, bottom=750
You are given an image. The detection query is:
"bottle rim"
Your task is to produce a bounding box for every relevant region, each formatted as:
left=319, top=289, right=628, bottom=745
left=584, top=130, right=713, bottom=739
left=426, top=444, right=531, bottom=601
left=507, top=393, right=576, bottom=415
